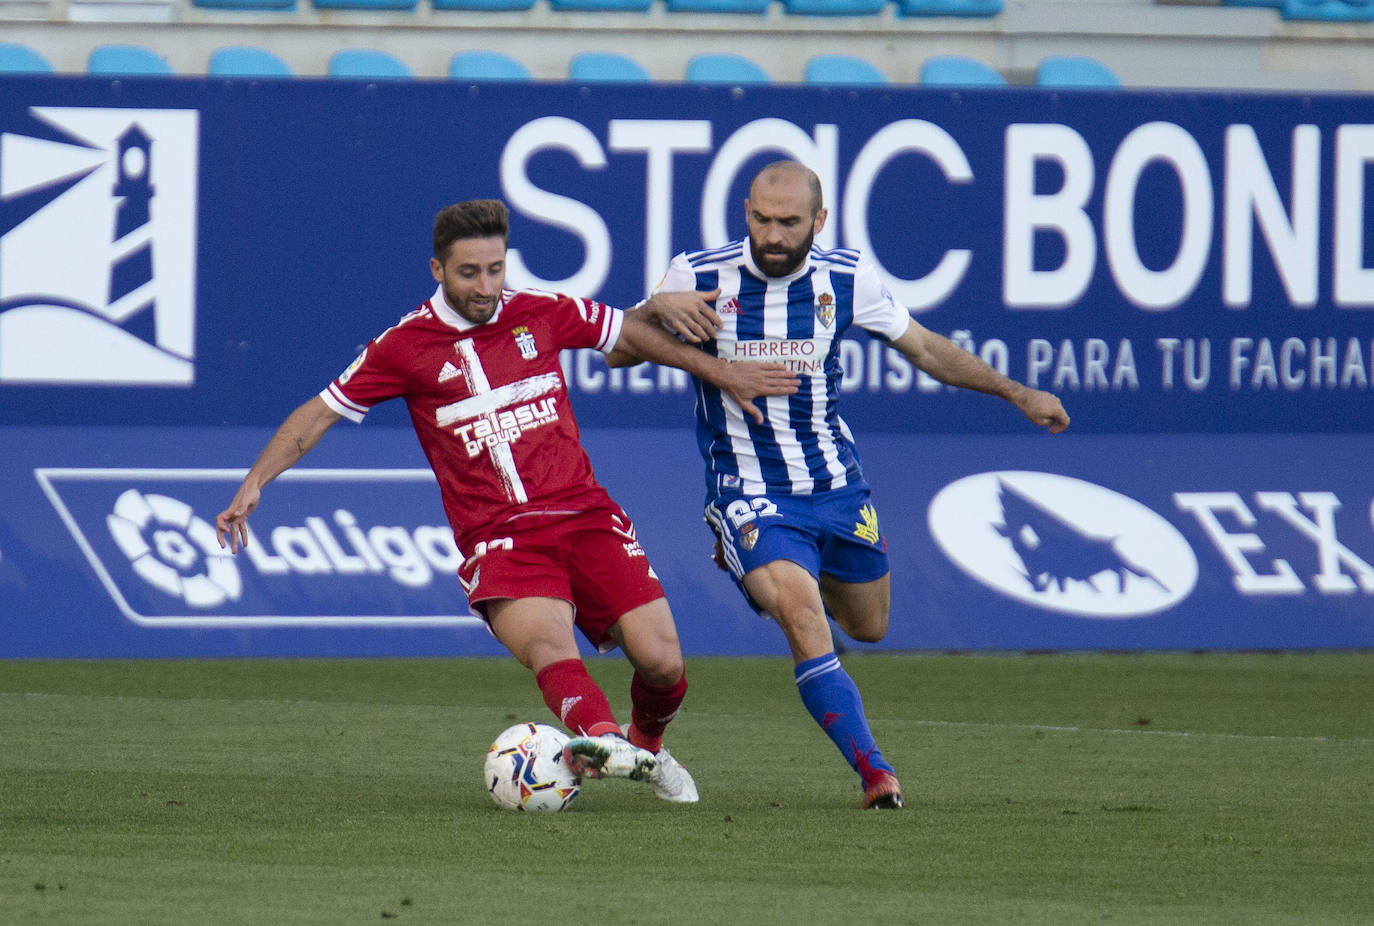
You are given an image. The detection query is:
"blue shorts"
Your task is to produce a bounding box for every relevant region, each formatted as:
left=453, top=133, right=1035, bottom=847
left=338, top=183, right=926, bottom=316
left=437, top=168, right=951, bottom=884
left=704, top=485, right=890, bottom=610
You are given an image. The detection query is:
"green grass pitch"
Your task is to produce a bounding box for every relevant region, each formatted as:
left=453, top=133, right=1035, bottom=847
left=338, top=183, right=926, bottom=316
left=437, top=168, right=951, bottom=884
left=3, top=653, right=1372, bottom=925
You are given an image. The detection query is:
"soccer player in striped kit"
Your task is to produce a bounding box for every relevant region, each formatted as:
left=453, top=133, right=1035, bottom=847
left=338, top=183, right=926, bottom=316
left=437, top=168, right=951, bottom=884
left=215, top=199, right=800, bottom=804
left=611, top=162, right=1070, bottom=809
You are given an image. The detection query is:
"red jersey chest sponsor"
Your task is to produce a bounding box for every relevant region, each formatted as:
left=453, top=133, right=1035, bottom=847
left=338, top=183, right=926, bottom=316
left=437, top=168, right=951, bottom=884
left=393, top=305, right=602, bottom=536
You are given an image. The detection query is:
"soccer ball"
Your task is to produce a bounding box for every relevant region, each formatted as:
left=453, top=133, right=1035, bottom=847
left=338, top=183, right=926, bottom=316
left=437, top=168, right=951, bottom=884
left=484, top=722, right=580, bottom=812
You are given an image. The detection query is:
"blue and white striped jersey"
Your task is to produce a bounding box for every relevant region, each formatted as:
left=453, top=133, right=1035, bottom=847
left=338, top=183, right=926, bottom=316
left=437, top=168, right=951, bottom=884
left=656, top=239, right=912, bottom=499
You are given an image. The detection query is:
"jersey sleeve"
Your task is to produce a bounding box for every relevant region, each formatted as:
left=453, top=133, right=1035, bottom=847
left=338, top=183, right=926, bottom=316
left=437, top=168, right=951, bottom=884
left=850, top=255, right=913, bottom=343
left=547, top=293, right=625, bottom=355
left=652, top=252, right=698, bottom=295
left=319, top=334, right=407, bottom=423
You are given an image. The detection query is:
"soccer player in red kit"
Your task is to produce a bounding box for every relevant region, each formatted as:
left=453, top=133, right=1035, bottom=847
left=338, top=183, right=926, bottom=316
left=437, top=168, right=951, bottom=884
left=216, top=199, right=799, bottom=802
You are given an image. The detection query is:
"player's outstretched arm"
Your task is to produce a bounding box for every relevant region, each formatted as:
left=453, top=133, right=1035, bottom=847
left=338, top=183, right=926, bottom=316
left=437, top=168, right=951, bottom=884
left=891, top=319, right=1070, bottom=435
left=216, top=396, right=343, bottom=552
left=614, top=314, right=798, bottom=424
left=605, top=289, right=724, bottom=368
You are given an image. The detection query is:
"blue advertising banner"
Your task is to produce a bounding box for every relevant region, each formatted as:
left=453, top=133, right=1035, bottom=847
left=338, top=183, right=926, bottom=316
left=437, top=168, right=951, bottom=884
left=0, top=77, right=1371, bottom=433
left=2, top=426, right=1372, bottom=656
left=1, top=77, right=1371, bottom=655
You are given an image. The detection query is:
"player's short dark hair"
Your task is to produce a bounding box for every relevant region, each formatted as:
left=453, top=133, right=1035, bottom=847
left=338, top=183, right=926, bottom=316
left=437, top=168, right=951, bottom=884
left=433, top=200, right=509, bottom=259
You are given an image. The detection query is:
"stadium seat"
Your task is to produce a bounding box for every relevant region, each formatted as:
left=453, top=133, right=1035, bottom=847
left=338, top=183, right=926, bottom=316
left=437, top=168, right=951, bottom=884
left=327, top=49, right=413, bottom=79
left=88, top=44, right=174, bottom=76
left=208, top=46, right=293, bottom=77
left=448, top=51, right=531, bottom=81
left=0, top=43, right=54, bottom=73
left=193, top=0, right=297, bottom=9
left=898, top=0, right=1002, bottom=15
left=548, top=0, right=652, bottom=9
left=685, top=53, right=770, bottom=84
left=919, top=55, right=1006, bottom=86
left=804, top=54, right=888, bottom=85
left=1280, top=0, right=1374, bottom=20
left=665, top=0, right=771, bottom=11
left=568, top=52, right=650, bottom=82
left=784, top=0, right=888, bottom=12
left=313, top=0, right=417, bottom=8
left=1035, top=55, right=1121, bottom=88
left=433, top=0, right=533, bottom=8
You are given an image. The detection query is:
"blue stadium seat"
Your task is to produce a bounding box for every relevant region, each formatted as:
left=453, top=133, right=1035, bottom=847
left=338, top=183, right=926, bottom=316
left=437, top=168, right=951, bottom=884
left=784, top=0, right=888, bottom=13
left=685, top=53, right=770, bottom=84
left=804, top=54, right=888, bottom=85
left=193, top=0, right=297, bottom=8
left=665, top=0, right=771, bottom=11
left=448, top=51, right=531, bottom=81
left=1035, top=55, right=1121, bottom=88
left=327, top=49, right=413, bottom=79
left=88, top=44, right=174, bottom=76
left=549, top=0, right=651, bottom=9
left=0, top=43, right=54, bottom=73
left=1280, top=0, right=1374, bottom=20
left=433, top=0, right=533, bottom=7
left=898, top=0, right=1001, bottom=15
left=208, top=46, right=293, bottom=77
left=919, top=55, right=1006, bottom=86
left=313, top=0, right=416, bottom=8
left=568, top=52, right=650, bottom=82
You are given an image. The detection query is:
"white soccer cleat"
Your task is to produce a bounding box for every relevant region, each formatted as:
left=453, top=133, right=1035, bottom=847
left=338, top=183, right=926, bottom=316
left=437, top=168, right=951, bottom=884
left=563, top=734, right=657, bottom=781
left=648, top=745, right=699, bottom=803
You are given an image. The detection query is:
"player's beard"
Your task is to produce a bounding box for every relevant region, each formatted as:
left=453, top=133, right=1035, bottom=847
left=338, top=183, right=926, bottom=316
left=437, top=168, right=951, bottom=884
left=445, top=285, right=499, bottom=324
left=750, top=230, right=814, bottom=279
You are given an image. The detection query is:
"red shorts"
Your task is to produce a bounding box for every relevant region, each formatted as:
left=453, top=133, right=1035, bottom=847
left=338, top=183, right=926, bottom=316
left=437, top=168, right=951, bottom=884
left=458, top=503, right=665, bottom=651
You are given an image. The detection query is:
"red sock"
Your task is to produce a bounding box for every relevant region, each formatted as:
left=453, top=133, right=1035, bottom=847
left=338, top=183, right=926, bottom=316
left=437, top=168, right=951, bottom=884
left=535, top=659, right=619, bottom=737
left=627, top=671, right=688, bottom=754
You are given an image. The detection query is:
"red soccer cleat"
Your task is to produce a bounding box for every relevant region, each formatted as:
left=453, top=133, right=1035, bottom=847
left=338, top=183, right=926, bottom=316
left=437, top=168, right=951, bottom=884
left=861, top=771, right=905, bottom=810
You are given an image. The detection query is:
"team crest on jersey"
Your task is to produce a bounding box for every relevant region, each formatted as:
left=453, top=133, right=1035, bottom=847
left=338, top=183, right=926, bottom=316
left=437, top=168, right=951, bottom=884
left=815, top=292, right=835, bottom=328
left=512, top=326, right=538, bottom=360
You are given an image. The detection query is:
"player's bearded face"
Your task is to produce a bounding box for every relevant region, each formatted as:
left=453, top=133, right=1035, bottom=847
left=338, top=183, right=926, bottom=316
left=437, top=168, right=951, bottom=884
left=431, top=236, right=507, bottom=324
left=745, top=181, right=825, bottom=279
left=749, top=224, right=814, bottom=278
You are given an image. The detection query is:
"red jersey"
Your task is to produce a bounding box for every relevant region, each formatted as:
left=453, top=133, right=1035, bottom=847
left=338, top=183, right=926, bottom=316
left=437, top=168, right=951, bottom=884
left=320, top=284, right=625, bottom=550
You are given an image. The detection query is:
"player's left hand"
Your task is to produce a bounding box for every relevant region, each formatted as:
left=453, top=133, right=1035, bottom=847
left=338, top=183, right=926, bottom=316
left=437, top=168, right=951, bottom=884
left=720, top=361, right=799, bottom=425
left=1019, top=388, right=1071, bottom=434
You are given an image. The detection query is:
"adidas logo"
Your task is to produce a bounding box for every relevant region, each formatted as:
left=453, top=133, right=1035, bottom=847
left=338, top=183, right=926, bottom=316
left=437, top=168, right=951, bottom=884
left=439, top=361, right=463, bottom=383
left=718, top=297, right=740, bottom=316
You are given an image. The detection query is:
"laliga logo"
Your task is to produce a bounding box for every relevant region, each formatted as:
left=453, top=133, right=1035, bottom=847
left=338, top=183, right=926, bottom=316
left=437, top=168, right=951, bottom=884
left=106, top=489, right=242, bottom=608
left=0, top=107, right=199, bottom=384
left=928, top=472, right=1198, bottom=618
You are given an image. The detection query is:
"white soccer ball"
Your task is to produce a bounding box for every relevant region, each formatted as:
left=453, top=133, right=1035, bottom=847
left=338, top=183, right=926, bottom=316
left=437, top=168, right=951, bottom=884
left=484, top=722, right=580, bottom=813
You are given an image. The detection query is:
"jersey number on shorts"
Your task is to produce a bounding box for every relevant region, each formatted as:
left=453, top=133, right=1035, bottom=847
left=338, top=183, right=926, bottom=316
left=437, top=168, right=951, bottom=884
left=725, top=497, right=778, bottom=529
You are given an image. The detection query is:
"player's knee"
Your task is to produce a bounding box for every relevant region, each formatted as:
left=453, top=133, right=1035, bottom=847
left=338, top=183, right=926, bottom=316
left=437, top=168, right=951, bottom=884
left=841, top=612, right=889, bottom=644
left=636, top=653, right=684, bottom=687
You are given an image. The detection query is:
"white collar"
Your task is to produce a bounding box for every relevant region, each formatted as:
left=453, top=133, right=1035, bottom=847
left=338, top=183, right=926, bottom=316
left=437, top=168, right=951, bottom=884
left=430, top=283, right=503, bottom=330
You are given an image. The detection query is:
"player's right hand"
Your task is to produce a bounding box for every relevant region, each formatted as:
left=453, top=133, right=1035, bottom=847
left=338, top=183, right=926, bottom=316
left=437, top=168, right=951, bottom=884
left=642, top=288, right=723, bottom=343
left=215, top=486, right=261, bottom=553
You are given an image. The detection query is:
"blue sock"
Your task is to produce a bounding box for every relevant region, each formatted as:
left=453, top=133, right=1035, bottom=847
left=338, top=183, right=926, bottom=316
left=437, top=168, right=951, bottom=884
left=794, top=653, right=894, bottom=781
